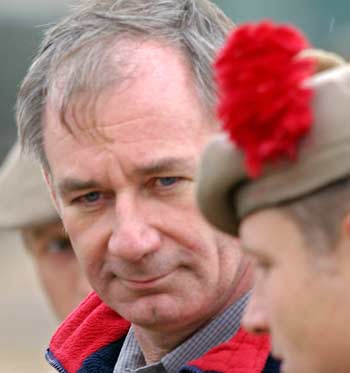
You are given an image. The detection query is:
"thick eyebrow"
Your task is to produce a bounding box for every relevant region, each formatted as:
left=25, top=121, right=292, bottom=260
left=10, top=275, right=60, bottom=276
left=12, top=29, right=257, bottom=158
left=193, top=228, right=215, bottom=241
left=56, top=157, right=194, bottom=197
left=131, top=157, right=195, bottom=177
left=57, top=178, right=102, bottom=198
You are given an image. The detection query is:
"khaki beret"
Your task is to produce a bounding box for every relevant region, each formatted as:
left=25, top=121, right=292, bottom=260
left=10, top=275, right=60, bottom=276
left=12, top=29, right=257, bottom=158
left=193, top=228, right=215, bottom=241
left=196, top=65, right=350, bottom=236
left=0, top=142, right=59, bottom=229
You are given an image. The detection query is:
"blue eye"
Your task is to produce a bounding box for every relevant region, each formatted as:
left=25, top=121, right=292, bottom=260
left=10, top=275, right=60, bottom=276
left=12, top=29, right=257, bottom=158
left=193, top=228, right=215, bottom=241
left=72, top=191, right=102, bottom=206
left=83, top=191, right=101, bottom=203
left=158, top=177, right=178, bottom=187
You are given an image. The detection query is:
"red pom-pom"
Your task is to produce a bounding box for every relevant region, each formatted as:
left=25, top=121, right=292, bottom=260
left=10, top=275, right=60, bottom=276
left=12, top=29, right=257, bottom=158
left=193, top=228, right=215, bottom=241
left=215, top=21, right=315, bottom=177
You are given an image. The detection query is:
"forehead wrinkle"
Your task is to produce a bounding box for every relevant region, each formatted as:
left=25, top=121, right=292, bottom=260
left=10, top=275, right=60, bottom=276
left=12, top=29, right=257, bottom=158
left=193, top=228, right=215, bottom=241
left=44, top=96, right=107, bottom=160
left=61, top=90, right=112, bottom=144
left=62, top=91, right=164, bottom=146
left=93, top=115, right=156, bottom=142
left=130, top=156, right=195, bottom=178
left=55, top=42, right=166, bottom=140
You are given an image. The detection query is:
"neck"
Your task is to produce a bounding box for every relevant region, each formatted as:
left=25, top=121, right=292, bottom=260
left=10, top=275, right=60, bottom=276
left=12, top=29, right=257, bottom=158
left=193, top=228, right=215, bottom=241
left=133, top=255, right=254, bottom=364
left=133, top=325, right=196, bottom=364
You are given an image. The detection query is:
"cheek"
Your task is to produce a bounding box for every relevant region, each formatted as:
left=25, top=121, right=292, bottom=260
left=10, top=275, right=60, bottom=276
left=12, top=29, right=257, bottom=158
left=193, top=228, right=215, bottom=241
left=268, top=269, right=299, bottom=319
left=169, top=208, right=218, bottom=257
left=191, top=236, right=240, bottom=299
left=38, top=258, right=86, bottom=319
left=34, top=258, right=58, bottom=294
left=267, top=268, right=314, bottom=351
left=33, top=256, right=74, bottom=312
left=164, top=209, right=240, bottom=288
left=35, top=255, right=75, bottom=288
left=63, top=210, right=112, bottom=272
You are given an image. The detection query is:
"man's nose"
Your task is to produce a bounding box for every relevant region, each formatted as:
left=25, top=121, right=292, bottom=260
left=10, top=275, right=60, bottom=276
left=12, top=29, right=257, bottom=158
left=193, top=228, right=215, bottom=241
left=242, top=289, right=270, bottom=334
left=107, top=195, right=161, bottom=261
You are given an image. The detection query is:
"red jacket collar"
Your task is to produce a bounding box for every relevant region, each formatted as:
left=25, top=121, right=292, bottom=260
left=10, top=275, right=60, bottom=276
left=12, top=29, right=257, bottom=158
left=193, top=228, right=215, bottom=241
left=49, top=292, right=130, bottom=372
left=186, top=328, right=270, bottom=373
left=49, top=291, right=271, bottom=373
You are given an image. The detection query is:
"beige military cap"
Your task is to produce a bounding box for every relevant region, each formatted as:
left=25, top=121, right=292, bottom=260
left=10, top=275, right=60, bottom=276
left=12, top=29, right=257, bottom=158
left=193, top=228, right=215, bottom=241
left=0, top=142, right=59, bottom=229
left=196, top=65, right=350, bottom=236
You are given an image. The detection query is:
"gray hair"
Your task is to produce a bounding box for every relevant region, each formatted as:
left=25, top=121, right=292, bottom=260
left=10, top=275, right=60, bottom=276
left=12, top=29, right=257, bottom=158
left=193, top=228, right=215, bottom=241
left=16, top=0, right=234, bottom=168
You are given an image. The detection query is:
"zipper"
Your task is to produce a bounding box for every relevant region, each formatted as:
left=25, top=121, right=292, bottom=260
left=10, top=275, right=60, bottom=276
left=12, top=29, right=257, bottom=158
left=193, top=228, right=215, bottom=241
left=45, top=349, right=68, bottom=373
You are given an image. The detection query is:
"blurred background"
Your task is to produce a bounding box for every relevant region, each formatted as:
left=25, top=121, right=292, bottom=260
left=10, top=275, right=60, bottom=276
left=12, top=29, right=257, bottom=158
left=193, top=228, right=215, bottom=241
left=0, top=1, right=349, bottom=372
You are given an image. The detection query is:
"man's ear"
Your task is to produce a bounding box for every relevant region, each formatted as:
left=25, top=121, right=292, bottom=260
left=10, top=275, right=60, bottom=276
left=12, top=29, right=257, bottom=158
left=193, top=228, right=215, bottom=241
left=42, top=167, right=62, bottom=216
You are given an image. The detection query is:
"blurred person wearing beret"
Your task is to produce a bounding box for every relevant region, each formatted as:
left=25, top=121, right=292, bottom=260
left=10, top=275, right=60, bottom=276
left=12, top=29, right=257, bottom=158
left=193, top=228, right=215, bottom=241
left=0, top=142, right=91, bottom=320
left=197, top=21, right=350, bottom=373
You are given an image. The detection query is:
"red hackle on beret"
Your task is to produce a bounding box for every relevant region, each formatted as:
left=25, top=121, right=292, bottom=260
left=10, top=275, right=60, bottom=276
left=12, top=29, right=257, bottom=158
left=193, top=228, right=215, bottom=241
left=215, top=21, right=316, bottom=177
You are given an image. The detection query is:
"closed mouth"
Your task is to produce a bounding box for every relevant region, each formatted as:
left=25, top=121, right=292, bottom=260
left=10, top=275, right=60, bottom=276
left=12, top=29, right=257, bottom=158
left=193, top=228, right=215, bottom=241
left=120, top=273, right=171, bottom=290
left=127, top=275, right=165, bottom=284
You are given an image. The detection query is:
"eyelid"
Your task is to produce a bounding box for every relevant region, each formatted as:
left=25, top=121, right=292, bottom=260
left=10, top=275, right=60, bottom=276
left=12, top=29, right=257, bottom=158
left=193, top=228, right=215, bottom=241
left=78, top=191, right=100, bottom=202
left=71, top=190, right=111, bottom=203
left=154, top=176, right=180, bottom=186
left=69, top=191, right=114, bottom=210
left=151, top=176, right=187, bottom=190
left=47, top=238, right=72, bottom=253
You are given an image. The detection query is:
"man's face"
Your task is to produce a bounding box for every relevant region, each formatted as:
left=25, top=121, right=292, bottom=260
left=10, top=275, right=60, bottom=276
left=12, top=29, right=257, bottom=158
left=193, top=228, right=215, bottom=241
left=240, top=209, right=350, bottom=373
left=43, top=42, right=243, bottom=331
left=22, top=220, right=91, bottom=320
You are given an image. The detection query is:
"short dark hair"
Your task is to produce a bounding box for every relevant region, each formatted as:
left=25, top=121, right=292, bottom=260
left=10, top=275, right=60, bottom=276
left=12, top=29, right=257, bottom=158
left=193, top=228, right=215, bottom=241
left=280, top=178, right=350, bottom=252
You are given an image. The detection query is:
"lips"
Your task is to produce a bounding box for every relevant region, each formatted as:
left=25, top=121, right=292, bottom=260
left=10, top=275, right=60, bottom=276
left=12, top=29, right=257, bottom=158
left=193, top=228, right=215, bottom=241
left=120, top=273, right=171, bottom=290
left=126, top=275, right=165, bottom=284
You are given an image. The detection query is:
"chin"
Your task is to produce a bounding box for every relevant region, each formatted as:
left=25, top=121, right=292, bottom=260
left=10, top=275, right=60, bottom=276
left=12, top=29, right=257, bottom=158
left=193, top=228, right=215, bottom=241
left=116, top=295, right=181, bottom=324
